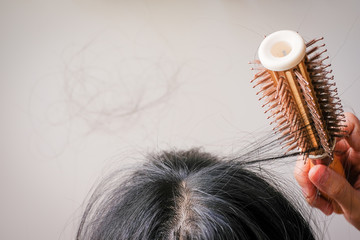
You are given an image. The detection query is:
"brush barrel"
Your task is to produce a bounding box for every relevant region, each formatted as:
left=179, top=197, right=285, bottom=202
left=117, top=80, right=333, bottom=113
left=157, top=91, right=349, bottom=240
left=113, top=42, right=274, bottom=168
left=258, top=30, right=306, bottom=71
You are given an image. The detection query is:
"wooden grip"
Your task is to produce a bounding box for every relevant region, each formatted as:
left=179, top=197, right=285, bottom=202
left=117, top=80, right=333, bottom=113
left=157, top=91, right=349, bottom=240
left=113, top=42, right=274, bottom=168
left=310, top=154, right=345, bottom=214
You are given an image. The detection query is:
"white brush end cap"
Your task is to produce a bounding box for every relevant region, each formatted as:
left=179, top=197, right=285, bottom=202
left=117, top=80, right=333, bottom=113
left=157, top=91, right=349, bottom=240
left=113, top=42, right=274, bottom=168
left=258, top=30, right=306, bottom=71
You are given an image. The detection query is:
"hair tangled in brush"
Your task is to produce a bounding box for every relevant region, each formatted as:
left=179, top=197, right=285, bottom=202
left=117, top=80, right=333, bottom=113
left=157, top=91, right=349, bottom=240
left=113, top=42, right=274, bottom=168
left=77, top=149, right=315, bottom=240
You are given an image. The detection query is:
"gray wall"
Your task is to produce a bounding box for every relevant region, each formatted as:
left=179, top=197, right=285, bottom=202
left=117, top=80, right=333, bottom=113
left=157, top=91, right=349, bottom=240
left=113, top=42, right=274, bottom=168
left=1, top=0, right=359, bottom=239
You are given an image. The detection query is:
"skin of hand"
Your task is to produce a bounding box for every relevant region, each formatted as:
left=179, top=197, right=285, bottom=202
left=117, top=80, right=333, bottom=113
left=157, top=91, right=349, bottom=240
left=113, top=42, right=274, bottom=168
left=294, top=112, right=360, bottom=230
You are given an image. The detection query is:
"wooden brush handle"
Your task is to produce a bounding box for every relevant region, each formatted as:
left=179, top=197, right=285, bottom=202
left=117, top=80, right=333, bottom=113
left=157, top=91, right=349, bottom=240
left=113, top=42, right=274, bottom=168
left=310, top=154, right=345, bottom=214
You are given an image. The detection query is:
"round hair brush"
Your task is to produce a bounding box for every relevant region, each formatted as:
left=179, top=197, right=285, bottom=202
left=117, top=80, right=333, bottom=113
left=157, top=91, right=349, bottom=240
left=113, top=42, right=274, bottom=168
left=250, top=30, right=347, bottom=213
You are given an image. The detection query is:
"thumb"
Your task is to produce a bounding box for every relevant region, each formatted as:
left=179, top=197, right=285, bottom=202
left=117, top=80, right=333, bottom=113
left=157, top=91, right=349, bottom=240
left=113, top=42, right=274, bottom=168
left=309, top=165, right=359, bottom=213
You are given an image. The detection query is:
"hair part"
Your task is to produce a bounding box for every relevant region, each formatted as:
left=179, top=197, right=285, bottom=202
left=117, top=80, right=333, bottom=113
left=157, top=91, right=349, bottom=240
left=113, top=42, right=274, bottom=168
left=77, top=148, right=315, bottom=240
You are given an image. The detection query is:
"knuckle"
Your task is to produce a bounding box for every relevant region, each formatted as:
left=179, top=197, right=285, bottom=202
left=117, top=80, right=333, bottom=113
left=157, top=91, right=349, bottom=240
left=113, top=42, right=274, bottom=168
left=328, top=184, right=345, bottom=198
left=305, top=194, right=317, bottom=206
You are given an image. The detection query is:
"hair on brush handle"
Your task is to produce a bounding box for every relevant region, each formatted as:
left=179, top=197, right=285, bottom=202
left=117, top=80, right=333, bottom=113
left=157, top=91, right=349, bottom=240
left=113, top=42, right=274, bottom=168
left=251, top=30, right=347, bottom=214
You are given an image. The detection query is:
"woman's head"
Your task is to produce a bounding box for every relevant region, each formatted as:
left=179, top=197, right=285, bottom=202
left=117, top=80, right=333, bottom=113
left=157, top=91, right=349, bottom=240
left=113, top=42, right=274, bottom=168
left=77, top=149, right=314, bottom=240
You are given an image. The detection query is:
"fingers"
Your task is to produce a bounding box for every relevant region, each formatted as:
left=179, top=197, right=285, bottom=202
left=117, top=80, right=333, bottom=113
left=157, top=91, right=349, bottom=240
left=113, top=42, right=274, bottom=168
left=294, top=113, right=360, bottom=229
left=309, top=165, right=360, bottom=222
left=343, top=112, right=360, bottom=152
left=307, top=193, right=334, bottom=216
left=294, top=158, right=334, bottom=215
left=335, top=113, right=360, bottom=154
left=335, top=113, right=360, bottom=184
left=294, top=157, right=313, bottom=196
left=334, top=139, right=350, bottom=155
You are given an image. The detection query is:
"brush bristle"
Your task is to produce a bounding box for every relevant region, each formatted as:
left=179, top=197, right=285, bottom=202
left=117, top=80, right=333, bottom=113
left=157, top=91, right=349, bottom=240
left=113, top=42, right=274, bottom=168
left=251, top=37, right=346, bottom=157
left=305, top=39, right=346, bottom=139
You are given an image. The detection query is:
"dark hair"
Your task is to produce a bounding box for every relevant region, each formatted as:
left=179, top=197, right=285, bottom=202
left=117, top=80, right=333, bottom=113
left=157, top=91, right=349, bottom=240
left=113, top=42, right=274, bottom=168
left=77, top=149, right=315, bottom=240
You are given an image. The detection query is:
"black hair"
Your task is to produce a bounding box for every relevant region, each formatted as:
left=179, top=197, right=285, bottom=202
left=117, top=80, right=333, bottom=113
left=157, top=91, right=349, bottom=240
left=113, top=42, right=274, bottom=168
left=76, top=148, right=315, bottom=240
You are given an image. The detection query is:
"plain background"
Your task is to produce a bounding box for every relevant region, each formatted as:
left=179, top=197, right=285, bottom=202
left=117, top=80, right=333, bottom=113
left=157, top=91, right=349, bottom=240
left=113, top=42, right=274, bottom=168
left=1, top=0, right=360, bottom=239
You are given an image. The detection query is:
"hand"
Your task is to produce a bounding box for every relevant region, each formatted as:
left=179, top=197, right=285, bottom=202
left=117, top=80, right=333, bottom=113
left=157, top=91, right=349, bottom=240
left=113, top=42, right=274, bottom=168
left=294, top=112, right=360, bottom=230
